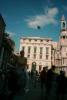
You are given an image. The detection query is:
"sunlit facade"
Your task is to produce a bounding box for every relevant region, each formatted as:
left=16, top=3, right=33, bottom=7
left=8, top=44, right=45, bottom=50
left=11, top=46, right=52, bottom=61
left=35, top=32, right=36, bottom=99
left=19, top=15, right=67, bottom=73
left=54, top=15, right=67, bottom=72
left=19, top=37, right=57, bottom=71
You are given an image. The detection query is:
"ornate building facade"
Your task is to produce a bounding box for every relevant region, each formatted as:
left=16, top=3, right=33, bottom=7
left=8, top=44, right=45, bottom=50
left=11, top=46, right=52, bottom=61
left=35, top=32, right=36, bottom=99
left=19, top=15, right=67, bottom=73
left=19, top=37, right=57, bottom=72
left=54, top=15, right=67, bottom=72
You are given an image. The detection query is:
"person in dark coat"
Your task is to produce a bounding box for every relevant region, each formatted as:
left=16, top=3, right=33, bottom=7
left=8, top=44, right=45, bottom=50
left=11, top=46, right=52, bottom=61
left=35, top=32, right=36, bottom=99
left=56, top=70, right=67, bottom=100
left=40, top=67, right=47, bottom=89
left=45, top=65, right=55, bottom=99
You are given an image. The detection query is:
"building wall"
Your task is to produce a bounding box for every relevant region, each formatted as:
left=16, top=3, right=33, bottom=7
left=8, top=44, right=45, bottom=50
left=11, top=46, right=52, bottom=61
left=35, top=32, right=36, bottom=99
left=19, top=37, right=54, bottom=72
left=19, top=15, right=67, bottom=74
left=54, top=15, right=67, bottom=73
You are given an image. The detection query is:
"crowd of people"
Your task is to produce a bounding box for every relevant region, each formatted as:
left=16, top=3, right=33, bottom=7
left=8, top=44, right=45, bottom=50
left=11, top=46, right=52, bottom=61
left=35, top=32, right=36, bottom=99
left=40, top=65, right=67, bottom=100
left=0, top=50, right=67, bottom=100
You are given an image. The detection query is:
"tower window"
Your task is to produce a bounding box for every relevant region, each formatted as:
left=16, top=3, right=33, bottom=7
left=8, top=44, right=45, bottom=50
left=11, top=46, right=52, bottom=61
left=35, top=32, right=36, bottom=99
left=63, top=22, right=65, bottom=28
left=63, top=36, right=65, bottom=39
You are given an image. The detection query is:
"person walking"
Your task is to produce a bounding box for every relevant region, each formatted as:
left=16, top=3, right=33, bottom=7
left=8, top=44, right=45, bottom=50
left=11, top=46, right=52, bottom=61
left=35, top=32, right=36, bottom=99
left=45, top=65, right=55, bottom=100
left=17, top=49, right=27, bottom=94
left=24, top=65, right=30, bottom=92
left=40, top=67, right=47, bottom=90
left=56, top=70, right=67, bottom=100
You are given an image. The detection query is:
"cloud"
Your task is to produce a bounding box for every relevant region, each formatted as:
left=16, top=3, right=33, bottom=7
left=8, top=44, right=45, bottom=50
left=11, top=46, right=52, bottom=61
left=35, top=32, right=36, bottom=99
left=26, top=7, right=59, bottom=29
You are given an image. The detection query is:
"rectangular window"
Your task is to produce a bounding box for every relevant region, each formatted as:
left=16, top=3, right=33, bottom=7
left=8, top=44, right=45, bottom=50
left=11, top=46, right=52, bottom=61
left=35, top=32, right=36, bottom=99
left=33, top=54, right=36, bottom=59
left=46, top=47, right=49, bottom=54
left=46, top=55, right=49, bottom=60
left=40, top=55, right=42, bottom=59
left=40, top=47, right=43, bottom=54
left=28, top=46, right=31, bottom=53
left=34, top=47, right=37, bottom=53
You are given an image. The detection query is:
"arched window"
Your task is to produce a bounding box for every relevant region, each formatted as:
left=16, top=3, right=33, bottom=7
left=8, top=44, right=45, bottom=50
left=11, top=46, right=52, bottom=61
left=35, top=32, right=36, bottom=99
left=63, top=22, right=65, bottom=28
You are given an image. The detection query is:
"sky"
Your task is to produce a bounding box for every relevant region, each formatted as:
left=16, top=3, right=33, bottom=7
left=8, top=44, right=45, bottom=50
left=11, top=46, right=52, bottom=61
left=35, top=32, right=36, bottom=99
left=0, top=0, right=67, bottom=52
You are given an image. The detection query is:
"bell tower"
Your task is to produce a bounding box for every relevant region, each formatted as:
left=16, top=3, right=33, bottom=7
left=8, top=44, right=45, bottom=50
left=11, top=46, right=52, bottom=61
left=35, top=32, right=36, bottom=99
left=60, top=15, right=67, bottom=41
left=59, top=15, right=67, bottom=68
left=61, top=15, right=66, bottom=31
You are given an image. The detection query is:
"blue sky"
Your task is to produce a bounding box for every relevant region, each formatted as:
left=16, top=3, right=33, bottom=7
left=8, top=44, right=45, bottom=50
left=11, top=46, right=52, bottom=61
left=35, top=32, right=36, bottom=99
left=0, top=0, right=67, bottom=52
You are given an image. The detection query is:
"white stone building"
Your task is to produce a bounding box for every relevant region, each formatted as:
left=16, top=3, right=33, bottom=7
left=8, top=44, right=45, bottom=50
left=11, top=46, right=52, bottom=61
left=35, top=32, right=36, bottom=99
left=54, top=15, right=67, bottom=72
left=19, top=37, right=57, bottom=72
left=19, top=15, right=67, bottom=73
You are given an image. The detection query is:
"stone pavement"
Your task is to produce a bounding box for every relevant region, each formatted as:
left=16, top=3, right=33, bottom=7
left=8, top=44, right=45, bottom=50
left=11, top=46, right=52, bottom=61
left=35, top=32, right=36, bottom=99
left=13, top=79, right=67, bottom=100
left=13, top=80, right=41, bottom=100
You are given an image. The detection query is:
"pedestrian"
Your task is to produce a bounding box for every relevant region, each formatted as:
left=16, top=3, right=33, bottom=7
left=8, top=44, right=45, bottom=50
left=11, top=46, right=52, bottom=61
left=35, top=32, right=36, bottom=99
left=45, top=65, right=55, bottom=100
left=30, top=70, right=34, bottom=79
left=18, top=49, right=27, bottom=70
left=40, top=67, right=47, bottom=89
left=24, top=65, right=30, bottom=92
left=17, top=49, right=28, bottom=94
left=33, top=70, right=38, bottom=88
left=56, top=70, right=67, bottom=100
